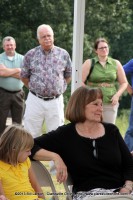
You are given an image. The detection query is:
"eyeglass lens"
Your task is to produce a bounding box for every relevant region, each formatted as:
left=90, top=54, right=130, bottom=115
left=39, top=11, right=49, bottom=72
left=98, top=46, right=108, bottom=50
left=92, top=140, right=98, bottom=159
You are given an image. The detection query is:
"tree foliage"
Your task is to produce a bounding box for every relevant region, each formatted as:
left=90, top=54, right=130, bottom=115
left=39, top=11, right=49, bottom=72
left=83, top=0, right=132, bottom=62
left=0, top=0, right=73, bottom=54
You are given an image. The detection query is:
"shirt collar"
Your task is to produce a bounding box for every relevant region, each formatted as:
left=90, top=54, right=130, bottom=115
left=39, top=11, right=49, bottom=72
left=95, top=56, right=112, bottom=64
left=4, top=52, right=16, bottom=60
left=40, top=45, right=55, bottom=54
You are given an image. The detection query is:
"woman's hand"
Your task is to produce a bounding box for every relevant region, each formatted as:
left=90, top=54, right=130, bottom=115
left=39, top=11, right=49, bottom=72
left=33, top=149, right=68, bottom=183
left=111, top=94, right=119, bottom=106
left=53, top=154, right=68, bottom=184
left=0, top=195, right=9, bottom=200
left=119, top=187, right=131, bottom=194
left=119, top=181, right=133, bottom=194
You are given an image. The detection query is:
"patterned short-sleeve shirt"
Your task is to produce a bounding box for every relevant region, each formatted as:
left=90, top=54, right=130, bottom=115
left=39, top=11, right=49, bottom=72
left=21, top=45, right=72, bottom=97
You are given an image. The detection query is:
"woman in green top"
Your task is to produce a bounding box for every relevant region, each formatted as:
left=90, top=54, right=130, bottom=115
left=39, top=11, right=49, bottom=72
left=82, top=38, right=128, bottom=124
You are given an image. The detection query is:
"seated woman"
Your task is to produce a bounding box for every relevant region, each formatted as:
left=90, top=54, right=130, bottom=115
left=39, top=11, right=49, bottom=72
left=30, top=86, right=133, bottom=200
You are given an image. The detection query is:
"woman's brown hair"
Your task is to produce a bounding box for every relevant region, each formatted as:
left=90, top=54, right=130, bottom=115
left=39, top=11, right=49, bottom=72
left=65, top=86, right=103, bottom=123
left=0, top=124, right=34, bottom=166
left=94, top=37, right=108, bottom=50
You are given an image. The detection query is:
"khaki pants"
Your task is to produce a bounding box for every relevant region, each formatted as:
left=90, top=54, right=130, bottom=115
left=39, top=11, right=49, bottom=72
left=102, top=103, right=119, bottom=124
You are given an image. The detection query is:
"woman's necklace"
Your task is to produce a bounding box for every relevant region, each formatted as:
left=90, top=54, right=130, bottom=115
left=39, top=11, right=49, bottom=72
left=76, top=124, right=105, bottom=139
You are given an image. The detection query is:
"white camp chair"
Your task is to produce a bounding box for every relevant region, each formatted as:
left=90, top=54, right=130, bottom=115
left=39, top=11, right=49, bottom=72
left=31, top=161, right=59, bottom=200
left=63, top=174, right=133, bottom=200
left=63, top=173, right=73, bottom=200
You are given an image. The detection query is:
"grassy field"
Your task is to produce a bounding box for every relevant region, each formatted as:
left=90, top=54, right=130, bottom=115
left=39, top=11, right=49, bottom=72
left=41, top=109, right=130, bottom=200
left=116, top=109, right=130, bottom=137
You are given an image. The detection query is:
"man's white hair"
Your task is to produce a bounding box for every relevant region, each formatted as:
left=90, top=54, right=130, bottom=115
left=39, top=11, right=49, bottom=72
left=37, top=24, right=54, bottom=39
left=2, top=36, right=16, bottom=46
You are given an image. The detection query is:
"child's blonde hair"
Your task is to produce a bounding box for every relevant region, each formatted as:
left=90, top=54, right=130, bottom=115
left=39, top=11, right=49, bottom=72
left=0, top=124, right=34, bottom=166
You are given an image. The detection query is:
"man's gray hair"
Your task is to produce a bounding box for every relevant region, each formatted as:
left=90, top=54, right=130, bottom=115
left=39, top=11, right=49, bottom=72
left=37, top=24, right=54, bottom=39
left=2, top=36, right=16, bottom=46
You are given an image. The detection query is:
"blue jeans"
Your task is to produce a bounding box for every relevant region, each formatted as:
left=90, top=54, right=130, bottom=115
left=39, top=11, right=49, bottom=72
left=124, top=97, right=133, bottom=151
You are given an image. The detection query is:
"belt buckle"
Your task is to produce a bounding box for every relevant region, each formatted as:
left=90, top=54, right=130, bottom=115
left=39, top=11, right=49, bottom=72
left=43, top=97, right=53, bottom=100
left=36, top=93, right=41, bottom=98
left=36, top=93, right=46, bottom=99
left=100, top=83, right=104, bottom=87
left=100, top=83, right=108, bottom=87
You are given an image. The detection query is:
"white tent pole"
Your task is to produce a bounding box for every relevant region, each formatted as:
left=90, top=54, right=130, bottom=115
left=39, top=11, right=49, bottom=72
left=71, top=0, right=86, bottom=94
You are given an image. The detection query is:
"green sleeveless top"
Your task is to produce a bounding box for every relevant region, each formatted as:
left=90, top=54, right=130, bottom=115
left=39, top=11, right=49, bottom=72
left=87, top=56, right=117, bottom=104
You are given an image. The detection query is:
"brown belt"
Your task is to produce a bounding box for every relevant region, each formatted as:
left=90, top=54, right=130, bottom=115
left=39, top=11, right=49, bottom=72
left=88, top=82, right=114, bottom=87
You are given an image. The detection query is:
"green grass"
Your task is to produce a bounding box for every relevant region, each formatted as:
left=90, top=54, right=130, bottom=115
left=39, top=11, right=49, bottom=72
left=116, top=109, right=130, bottom=137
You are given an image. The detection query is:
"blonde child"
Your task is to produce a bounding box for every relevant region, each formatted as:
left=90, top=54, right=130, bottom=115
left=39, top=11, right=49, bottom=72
left=0, top=125, right=45, bottom=200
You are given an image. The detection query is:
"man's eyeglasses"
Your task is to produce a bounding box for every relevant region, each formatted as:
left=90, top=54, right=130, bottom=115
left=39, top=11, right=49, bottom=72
left=92, top=140, right=98, bottom=159
left=98, top=46, right=108, bottom=51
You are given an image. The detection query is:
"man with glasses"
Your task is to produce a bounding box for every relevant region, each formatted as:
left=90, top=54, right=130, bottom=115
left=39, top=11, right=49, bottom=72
left=21, top=24, right=72, bottom=138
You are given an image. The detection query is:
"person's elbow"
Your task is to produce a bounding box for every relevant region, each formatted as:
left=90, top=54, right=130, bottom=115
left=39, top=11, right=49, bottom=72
left=121, top=81, right=128, bottom=90
left=124, top=80, right=128, bottom=88
left=0, top=71, right=7, bottom=77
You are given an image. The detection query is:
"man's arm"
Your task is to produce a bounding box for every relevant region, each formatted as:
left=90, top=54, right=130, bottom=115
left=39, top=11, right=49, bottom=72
left=0, top=64, right=21, bottom=79
left=127, top=84, right=133, bottom=95
left=21, top=77, right=29, bottom=88
left=65, top=77, right=71, bottom=84
left=123, top=59, right=133, bottom=74
left=11, top=72, right=21, bottom=79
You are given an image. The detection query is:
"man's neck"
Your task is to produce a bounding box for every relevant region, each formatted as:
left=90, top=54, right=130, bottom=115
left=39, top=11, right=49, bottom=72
left=6, top=51, right=15, bottom=57
left=43, top=45, right=54, bottom=52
